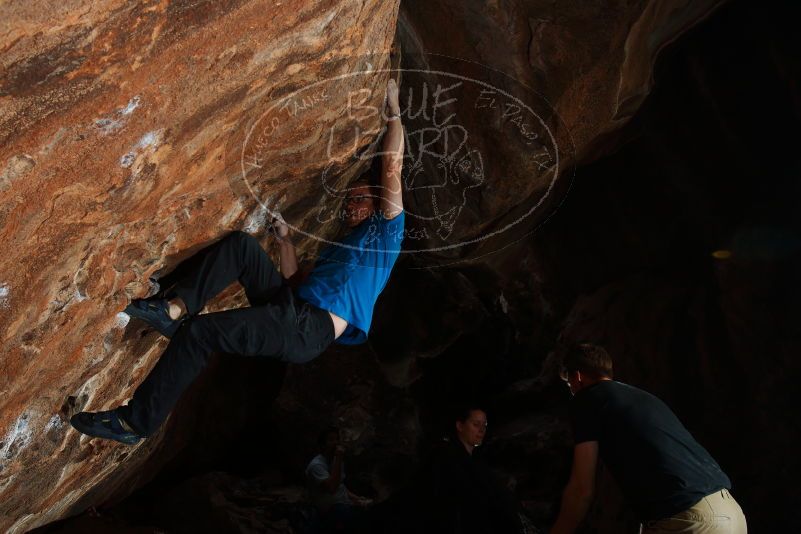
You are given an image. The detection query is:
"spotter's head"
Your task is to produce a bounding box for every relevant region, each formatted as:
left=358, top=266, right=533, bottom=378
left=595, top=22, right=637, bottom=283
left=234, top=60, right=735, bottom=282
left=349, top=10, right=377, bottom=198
left=454, top=407, right=487, bottom=451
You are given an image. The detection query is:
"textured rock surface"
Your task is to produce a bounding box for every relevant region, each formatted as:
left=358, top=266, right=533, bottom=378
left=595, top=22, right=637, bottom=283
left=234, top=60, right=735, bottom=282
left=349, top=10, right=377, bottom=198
left=0, top=0, right=400, bottom=531
left=0, top=0, right=754, bottom=532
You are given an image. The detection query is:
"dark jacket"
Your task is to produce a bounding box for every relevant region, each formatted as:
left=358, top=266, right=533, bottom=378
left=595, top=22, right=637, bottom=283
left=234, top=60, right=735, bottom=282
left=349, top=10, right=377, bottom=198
left=419, top=438, right=523, bottom=534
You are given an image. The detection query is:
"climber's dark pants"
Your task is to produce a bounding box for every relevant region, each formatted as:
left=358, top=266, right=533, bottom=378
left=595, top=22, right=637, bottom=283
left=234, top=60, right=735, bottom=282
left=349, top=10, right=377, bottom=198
left=118, top=231, right=335, bottom=437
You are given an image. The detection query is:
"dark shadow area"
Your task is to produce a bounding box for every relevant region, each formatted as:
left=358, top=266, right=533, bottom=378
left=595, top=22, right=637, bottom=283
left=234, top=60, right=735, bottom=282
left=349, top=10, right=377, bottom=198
left=534, top=0, right=801, bottom=530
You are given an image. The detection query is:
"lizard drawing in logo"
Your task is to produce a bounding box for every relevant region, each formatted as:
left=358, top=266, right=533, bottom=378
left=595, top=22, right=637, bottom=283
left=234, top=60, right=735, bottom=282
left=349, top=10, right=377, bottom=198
left=403, top=125, right=485, bottom=242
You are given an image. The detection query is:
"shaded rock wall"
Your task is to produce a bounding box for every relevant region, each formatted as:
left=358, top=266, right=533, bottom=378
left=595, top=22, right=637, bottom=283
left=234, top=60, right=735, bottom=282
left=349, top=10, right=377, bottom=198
left=391, top=0, right=727, bottom=267
left=370, top=2, right=800, bottom=531
left=539, top=3, right=801, bottom=528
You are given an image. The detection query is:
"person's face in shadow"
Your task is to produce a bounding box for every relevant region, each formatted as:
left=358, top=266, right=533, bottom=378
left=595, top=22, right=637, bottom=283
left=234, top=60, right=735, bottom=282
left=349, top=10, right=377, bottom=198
left=345, top=183, right=377, bottom=228
left=455, top=410, right=487, bottom=453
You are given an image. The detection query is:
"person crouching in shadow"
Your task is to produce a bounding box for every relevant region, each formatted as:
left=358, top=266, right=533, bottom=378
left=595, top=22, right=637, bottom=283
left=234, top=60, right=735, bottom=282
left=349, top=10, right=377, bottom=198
left=304, top=426, right=372, bottom=533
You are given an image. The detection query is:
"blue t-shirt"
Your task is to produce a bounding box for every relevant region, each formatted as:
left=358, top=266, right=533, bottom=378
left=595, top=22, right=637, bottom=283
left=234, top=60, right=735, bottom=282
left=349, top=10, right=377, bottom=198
left=296, top=212, right=404, bottom=345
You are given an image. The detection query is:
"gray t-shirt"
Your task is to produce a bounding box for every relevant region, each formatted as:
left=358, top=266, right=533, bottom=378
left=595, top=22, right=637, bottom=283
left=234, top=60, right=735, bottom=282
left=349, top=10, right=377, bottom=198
left=305, top=454, right=351, bottom=511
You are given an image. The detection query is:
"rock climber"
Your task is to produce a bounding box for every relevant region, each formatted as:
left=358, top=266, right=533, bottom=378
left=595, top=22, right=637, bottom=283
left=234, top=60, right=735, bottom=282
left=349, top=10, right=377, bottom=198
left=70, top=78, right=405, bottom=444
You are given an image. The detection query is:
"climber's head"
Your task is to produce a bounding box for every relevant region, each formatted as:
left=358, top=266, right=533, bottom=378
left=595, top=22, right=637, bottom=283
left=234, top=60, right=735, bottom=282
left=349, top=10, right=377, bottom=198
left=344, top=176, right=379, bottom=228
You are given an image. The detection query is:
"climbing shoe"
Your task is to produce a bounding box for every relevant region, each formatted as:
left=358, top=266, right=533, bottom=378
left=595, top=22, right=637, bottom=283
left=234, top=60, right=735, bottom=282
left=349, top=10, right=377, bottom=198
left=70, top=409, right=141, bottom=445
left=124, top=297, right=184, bottom=338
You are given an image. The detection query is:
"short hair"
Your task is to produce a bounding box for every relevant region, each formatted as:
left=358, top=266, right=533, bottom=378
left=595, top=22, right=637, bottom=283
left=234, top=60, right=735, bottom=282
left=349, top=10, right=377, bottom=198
left=446, top=403, right=486, bottom=440
left=561, top=343, right=614, bottom=379
left=454, top=404, right=485, bottom=424
left=317, top=426, right=339, bottom=448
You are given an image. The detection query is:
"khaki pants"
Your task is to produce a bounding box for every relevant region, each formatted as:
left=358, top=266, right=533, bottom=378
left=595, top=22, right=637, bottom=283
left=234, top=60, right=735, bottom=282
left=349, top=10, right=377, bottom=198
left=640, top=489, right=747, bottom=533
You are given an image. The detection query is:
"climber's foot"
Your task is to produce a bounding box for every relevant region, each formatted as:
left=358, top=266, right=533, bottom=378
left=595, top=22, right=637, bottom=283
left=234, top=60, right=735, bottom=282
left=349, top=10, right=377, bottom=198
left=70, top=409, right=141, bottom=445
left=124, top=297, right=184, bottom=338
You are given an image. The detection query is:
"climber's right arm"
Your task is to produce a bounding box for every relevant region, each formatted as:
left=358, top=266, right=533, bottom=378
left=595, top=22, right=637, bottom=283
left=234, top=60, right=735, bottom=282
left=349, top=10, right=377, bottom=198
left=270, top=215, right=299, bottom=279
left=277, top=237, right=298, bottom=279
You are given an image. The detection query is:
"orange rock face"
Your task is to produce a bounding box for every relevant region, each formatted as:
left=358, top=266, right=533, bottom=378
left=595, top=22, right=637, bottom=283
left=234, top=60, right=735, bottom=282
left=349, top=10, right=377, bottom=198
left=0, top=0, right=722, bottom=531
left=0, top=0, right=399, bottom=530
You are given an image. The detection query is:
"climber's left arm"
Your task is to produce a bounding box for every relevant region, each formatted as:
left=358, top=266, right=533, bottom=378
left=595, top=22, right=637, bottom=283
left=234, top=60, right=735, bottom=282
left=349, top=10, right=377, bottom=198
left=379, top=78, right=404, bottom=220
